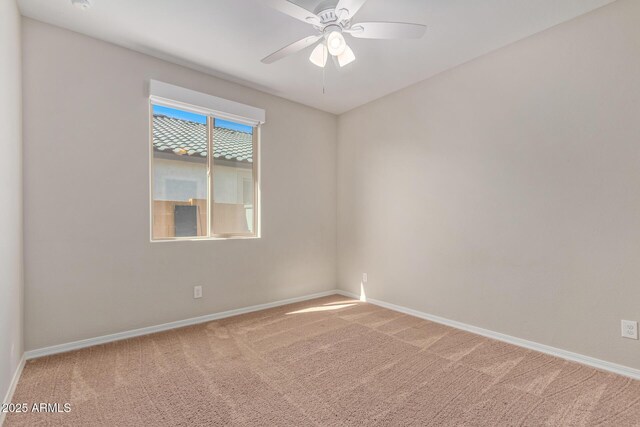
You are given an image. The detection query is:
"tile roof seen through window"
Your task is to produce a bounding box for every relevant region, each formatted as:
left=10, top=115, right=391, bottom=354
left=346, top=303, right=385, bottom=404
left=153, top=114, right=253, bottom=163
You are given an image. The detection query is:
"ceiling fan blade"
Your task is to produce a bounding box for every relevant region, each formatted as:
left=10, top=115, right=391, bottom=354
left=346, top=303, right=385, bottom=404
left=263, top=0, right=321, bottom=25
left=348, top=22, right=426, bottom=39
left=335, top=0, right=368, bottom=20
left=261, top=35, right=322, bottom=64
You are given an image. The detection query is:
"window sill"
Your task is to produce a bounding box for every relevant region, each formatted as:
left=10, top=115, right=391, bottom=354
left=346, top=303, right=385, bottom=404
left=150, top=235, right=260, bottom=243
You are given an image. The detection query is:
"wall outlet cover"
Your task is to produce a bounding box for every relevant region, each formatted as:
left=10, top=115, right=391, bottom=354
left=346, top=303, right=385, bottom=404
left=621, top=320, right=638, bottom=340
left=194, top=285, right=203, bottom=299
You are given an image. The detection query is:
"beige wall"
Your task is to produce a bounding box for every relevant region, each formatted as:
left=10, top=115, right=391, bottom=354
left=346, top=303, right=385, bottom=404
left=0, top=0, right=24, bottom=405
left=337, top=0, right=640, bottom=369
left=22, top=19, right=337, bottom=351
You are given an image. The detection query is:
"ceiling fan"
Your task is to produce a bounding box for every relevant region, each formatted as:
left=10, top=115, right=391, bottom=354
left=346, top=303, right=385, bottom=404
left=261, top=0, right=427, bottom=68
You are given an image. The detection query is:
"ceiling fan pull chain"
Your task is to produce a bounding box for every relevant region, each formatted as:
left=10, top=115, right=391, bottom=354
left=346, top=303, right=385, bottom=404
left=322, top=47, right=326, bottom=94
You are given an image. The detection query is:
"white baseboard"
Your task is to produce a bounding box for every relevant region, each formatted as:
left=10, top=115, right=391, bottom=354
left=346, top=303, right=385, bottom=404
left=1, top=355, right=26, bottom=427
left=24, top=290, right=338, bottom=360
left=21, top=288, right=640, bottom=381
left=335, top=290, right=640, bottom=380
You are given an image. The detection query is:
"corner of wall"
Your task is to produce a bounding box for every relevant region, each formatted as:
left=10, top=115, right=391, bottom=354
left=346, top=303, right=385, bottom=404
left=0, top=0, right=25, bottom=412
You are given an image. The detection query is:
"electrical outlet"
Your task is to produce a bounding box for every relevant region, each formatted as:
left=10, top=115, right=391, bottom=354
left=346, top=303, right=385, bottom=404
left=621, top=320, right=638, bottom=340
left=362, top=273, right=367, bottom=283
left=194, top=286, right=203, bottom=299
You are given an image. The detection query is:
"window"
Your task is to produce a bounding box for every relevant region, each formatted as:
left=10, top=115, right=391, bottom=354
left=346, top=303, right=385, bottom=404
left=149, top=81, right=263, bottom=240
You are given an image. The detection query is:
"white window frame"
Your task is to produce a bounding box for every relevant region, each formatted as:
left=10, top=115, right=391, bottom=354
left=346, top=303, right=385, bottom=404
left=149, top=81, right=264, bottom=242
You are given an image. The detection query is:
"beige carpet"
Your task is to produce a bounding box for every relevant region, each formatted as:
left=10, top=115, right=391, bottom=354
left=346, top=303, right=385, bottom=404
left=6, top=295, right=640, bottom=426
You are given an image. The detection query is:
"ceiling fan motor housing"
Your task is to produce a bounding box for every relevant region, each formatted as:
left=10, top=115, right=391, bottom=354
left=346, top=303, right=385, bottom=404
left=323, top=23, right=342, bottom=35
left=315, top=7, right=350, bottom=30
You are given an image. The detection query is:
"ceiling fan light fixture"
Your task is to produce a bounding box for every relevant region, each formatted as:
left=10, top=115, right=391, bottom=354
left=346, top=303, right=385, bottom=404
left=326, top=31, right=347, bottom=56
left=309, top=43, right=328, bottom=67
left=337, top=45, right=356, bottom=67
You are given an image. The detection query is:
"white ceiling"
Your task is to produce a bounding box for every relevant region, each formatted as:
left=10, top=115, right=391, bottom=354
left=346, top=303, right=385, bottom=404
left=18, top=0, right=615, bottom=114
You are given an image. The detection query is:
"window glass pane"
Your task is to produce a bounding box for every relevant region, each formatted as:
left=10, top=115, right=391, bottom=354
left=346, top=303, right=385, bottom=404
left=212, top=118, right=255, bottom=235
left=152, top=105, right=208, bottom=239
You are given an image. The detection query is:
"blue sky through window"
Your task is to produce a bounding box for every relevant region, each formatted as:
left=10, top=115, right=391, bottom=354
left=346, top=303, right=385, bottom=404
left=153, top=105, right=205, bottom=124
left=153, top=105, right=253, bottom=133
left=215, top=118, right=253, bottom=134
